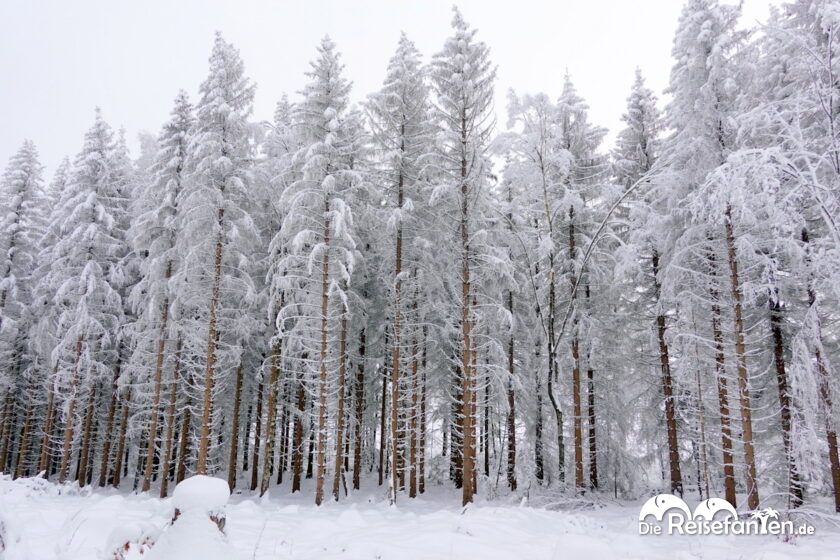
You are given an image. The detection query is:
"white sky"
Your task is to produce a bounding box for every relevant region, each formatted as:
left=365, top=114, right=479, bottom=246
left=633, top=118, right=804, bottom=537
left=1, top=0, right=780, bottom=176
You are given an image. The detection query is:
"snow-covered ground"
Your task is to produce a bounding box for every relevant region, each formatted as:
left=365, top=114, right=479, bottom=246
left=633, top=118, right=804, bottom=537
left=2, top=475, right=839, bottom=559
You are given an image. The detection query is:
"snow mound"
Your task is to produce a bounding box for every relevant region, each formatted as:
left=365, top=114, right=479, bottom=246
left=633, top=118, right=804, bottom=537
left=146, top=511, right=240, bottom=560
left=172, top=475, right=230, bottom=514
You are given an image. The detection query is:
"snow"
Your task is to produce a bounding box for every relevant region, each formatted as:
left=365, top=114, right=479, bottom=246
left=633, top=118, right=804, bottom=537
left=172, top=474, right=230, bottom=514
left=2, top=475, right=840, bottom=559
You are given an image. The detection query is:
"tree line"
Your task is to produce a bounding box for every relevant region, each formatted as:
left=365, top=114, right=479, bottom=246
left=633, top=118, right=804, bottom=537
left=1, top=0, right=839, bottom=511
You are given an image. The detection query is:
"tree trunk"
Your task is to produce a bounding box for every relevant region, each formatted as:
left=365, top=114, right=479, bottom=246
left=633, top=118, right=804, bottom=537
left=802, top=227, right=840, bottom=512
left=38, top=374, right=57, bottom=477
left=352, top=328, right=366, bottom=490
left=768, top=290, right=803, bottom=508
left=724, top=206, right=759, bottom=510
left=58, top=336, right=84, bottom=483
left=250, top=379, right=264, bottom=492
left=569, top=212, right=584, bottom=492
left=143, top=279, right=171, bottom=491
left=196, top=209, right=225, bottom=475
left=160, top=337, right=182, bottom=498
left=226, top=362, right=244, bottom=491
left=76, top=385, right=97, bottom=486
left=291, top=371, right=306, bottom=493
left=378, top=344, right=388, bottom=487
left=261, top=337, right=282, bottom=496
left=14, top=400, right=34, bottom=479
left=587, top=365, right=597, bottom=490
left=419, top=327, right=428, bottom=494
left=651, top=250, right=683, bottom=497
left=332, top=311, right=349, bottom=501
left=409, top=311, right=420, bottom=498
left=112, top=387, right=131, bottom=488
left=314, top=204, right=331, bottom=507
left=506, top=318, right=517, bottom=491
left=534, top=336, right=545, bottom=483
left=98, top=351, right=123, bottom=487
left=708, top=246, right=736, bottom=507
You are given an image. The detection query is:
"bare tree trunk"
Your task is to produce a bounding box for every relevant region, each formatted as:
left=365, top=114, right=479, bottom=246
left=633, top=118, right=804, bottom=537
left=768, top=290, right=803, bottom=508
left=409, top=311, right=419, bottom=498
left=58, top=336, right=84, bottom=483
left=226, top=362, right=244, bottom=491
left=534, top=337, right=545, bottom=483
left=143, top=277, right=172, bottom=491
left=175, top=376, right=192, bottom=485
left=0, top=392, right=12, bottom=473
left=708, top=247, right=736, bottom=507
left=14, top=400, right=34, bottom=479
left=314, top=202, right=332, bottom=507
left=569, top=212, right=584, bottom=492
left=724, top=207, right=759, bottom=510
left=352, top=328, right=366, bottom=490
left=76, top=385, right=97, bottom=486
left=98, top=351, right=123, bottom=487
left=261, top=338, right=282, bottom=496
left=112, top=387, right=131, bottom=488
left=587, top=365, right=597, bottom=490
left=802, top=227, right=840, bottom=512
left=332, top=310, right=349, bottom=501
left=378, top=343, right=388, bottom=487
left=160, top=337, right=182, bottom=498
left=419, top=327, right=428, bottom=494
left=459, top=111, right=476, bottom=506
left=250, top=379, right=264, bottom=492
left=506, top=295, right=517, bottom=490
left=38, top=374, right=57, bottom=477
left=197, top=210, right=225, bottom=475
left=652, top=250, right=683, bottom=497
left=291, top=372, right=305, bottom=493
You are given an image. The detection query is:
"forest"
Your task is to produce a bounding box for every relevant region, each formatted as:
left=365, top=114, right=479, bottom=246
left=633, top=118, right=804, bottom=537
left=1, top=0, right=839, bottom=519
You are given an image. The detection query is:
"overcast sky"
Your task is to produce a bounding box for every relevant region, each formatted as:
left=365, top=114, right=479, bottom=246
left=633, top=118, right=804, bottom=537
left=1, top=0, right=780, bottom=176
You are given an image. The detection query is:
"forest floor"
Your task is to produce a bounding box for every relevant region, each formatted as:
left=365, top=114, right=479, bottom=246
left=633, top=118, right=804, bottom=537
left=2, top=474, right=840, bottom=559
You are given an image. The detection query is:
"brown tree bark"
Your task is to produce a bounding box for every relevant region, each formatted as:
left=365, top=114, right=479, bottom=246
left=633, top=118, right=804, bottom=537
left=408, top=312, right=420, bottom=498
left=569, top=212, right=584, bottom=492
left=291, top=371, right=306, bottom=493
left=196, top=209, right=225, bottom=475
left=98, top=352, right=123, bottom=487
left=419, top=327, right=428, bottom=494
left=768, top=291, right=803, bottom=507
left=38, top=376, right=57, bottom=477
left=378, top=342, right=388, bottom=487
left=261, top=338, right=282, bottom=496
left=250, top=379, right=264, bottom=492
left=226, top=362, right=244, bottom=491
left=332, top=310, right=349, bottom=501
left=352, top=328, right=366, bottom=490
left=459, top=108, right=476, bottom=506
left=708, top=247, right=737, bottom=507
left=58, top=336, right=84, bottom=483
left=314, top=203, right=331, bottom=507
left=651, top=250, right=683, bottom=497
left=14, top=400, right=34, bottom=479
left=159, top=337, right=182, bottom=498
left=76, top=385, right=97, bottom=485
left=143, top=275, right=172, bottom=491
left=802, top=227, right=840, bottom=512
left=724, top=206, right=759, bottom=510
left=506, top=310, right=517, bottom=491
left=112, top=387, right=131, bottom=487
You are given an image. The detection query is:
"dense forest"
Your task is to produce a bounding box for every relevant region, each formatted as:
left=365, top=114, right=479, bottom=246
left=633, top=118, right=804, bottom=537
left=1, top=0, right=839, bottom=513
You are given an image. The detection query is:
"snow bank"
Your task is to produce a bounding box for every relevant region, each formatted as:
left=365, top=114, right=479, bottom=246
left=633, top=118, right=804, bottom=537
left=172, top=474, right=230, bottom=515
left=2, top=475, right=840, bottom=559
